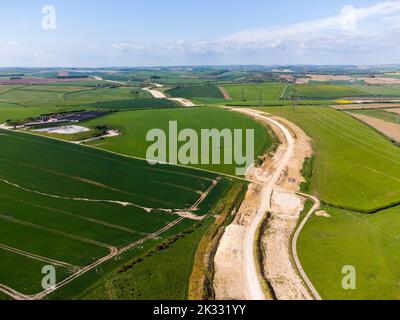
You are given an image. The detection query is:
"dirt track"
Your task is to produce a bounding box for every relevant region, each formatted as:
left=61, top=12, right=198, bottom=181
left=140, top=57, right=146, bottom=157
left=214, top=108, right=319, bottom=300
left=142, top=84, right=196, bottom=107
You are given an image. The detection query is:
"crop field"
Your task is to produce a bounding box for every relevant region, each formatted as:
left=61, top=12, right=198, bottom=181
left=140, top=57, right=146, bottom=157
left=81, top=107, right=272, bottom=176
left=349, top=109, right=400, bottom=123
left=0, top=84, right=149, bottom=109
left=0, top=83, right=179, bottom=124
left=0, top=129, right=232, bottom=298
left=84, top=98, right=178, bottom=110
left=260, top=106, right=400, bottom=212
left=298, top=204, right=400, bottom=300
left=259, top=105, right=400, bottom=299
left=223, top=83, right=286, bottom=101
left=351, top=85, right=400, bottom=96
left=283, top=84, right=364, bottom=99
left=166, top=85, right=224, bottom=99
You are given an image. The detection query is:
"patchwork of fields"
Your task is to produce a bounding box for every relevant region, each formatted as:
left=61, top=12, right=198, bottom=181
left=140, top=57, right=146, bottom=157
left=223, top=83, right=286, bottom=101
left=0, top=129, right=231, bottom=298
left=3, top=71, right=400, bottom=301
left=166, top=85, right=224, bottom=99
left=80, top=107, right=272, bottom=176
left=261, top=105, right=400, bottom=299
left=0, top=83, right=178, bottom=123
left=261, top=106, right=400, bottom=212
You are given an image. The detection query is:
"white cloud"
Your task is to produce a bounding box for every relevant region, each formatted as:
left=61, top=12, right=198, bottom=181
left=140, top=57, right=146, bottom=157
left=2, top=1, right=400, bottom=67
left=222, top=1, right=400, bottom=44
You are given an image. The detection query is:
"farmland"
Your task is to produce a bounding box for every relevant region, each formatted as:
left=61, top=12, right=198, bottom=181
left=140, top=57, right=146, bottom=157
left=81, top=107, right=272, bottom=176
left=349, top=109, right=400, bottom=124
left=260, top=106, right=400, bottom=211
left=0, top=83, right=179, bottom=123
left=298, top=205, right=400, bottom=300
left=4, top=64, right=400, bottom=301
left=0, top=129, right=233, bottom=298
left=282, top=84, right=364, bottom=99
left=223, top=83, right=286, bottom=101
left=352, top=85, right=400, bottom=96
left=259, top=105, right=400, bottom=299
left=166, top=85, right=224, bottom=99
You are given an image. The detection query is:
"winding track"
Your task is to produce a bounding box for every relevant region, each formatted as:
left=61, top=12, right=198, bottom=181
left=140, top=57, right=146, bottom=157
left=235, top=109, right=296, bottom=300
left=292, top=193, right=322, bottom=300
left=234, top=109, right=321, bottom=301
left=142, top=84, right=196, bottom=107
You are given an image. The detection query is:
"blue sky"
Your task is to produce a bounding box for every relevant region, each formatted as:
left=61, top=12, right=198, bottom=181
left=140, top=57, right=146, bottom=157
left=0, top=0, right=399, bottom=67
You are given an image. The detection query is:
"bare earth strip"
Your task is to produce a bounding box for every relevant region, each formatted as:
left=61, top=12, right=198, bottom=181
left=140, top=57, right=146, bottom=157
left=142, top=84, right=196, bottom=107
left=350, top=113, right=400, bottom=143
left=219, top=87, right=232, bottom=100
left=334, top=104, right=400, bottom=110
left=386, top=108, right=400, bottom=115
left=214, top=108, right=317, bottom=300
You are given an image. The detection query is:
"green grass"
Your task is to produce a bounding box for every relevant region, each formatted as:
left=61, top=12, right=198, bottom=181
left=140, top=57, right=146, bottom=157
left=0, top=249, right=72, bottom=295
left=300, top=157, right=315, bottom=193
left=298, top=205, right=400, bottom=300
left=350, top=109, right=400, bottom=124
left=65, top=87, right=150, bottom=104
left=351, top=85, right=400, bottom=97
left=166, top=85, right=224, bottom=99
left=226, top=99, right=339, bottom=107
left=0, top=129, right=231, bottom=297
left=283, top=84, right=363, bottom=99
left=84, top=98, right=178, bottom=110
left=82, top=107, right=272, bottom=176
left=81, top=219, right=213, bottom=300
left=258, top=106, right=400, bottom=212
left=223, top=83, right=286, bottom=101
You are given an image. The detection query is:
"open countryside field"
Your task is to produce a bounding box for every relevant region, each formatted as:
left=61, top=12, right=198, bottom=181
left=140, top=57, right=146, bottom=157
left=258, top=105, right=400, bottom=299
left=352, top=85, right=400, bottom=96
left=0, top=129, right=232, bottom=298
left=223, top=83, right=286, bottom=101
left=283, top=84, right=364, bottom=99
left=259, top=106, right=400, bottom=212
left=0, top=83, right=180, bottom=124
left=80, top=107, right=272, bottom=176
left=298, top=205, right=400, bottom=300
left=349, top=109, right=400, bottom=124
left=166, top=85, right=224, bottom=99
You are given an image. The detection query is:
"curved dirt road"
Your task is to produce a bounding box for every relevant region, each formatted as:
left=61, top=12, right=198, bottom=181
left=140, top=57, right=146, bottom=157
left=292, top=193, right=322, bottom=300
left=235, top=109, right=295, bottom=300
left=142, top=84, right=196, bottom=107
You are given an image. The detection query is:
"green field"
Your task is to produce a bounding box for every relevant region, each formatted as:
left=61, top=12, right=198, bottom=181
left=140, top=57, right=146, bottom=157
left=260, top=106, right=400, bottom=212
left=283, top=84, right=363, bottom=99
left=0, top=83, right=179, bottom=124
left=83, top=98, right=177, bottom=110
left=166, top=85, right=224, bottom=99
left=350, top=109, right=400, bottom=124
left=223, top=83, right=286, bottom=101
left=0, top=129, right=232, bottom=297
left=81, top=219, right=213, bottom=300
left=351, top=85, right=400, bottom=97
left=80, top=107, right=272, bottom=176
left=298, top=205, right=400, bottom=300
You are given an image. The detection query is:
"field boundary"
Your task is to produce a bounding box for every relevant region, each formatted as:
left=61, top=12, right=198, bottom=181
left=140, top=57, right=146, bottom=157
left=0, top=126, right=251, bottom=184
left=291, top=193, right=322, bottom=300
